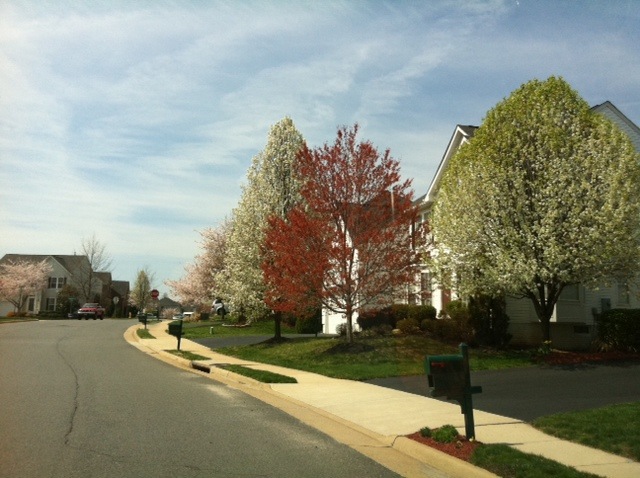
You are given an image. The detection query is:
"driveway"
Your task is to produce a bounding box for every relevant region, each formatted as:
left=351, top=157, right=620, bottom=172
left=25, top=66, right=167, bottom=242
left=366, top=361, right=640, bottom=421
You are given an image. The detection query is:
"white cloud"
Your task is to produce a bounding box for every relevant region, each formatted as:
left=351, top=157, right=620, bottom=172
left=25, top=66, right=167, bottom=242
left=1, top=0, right=638, bottom=293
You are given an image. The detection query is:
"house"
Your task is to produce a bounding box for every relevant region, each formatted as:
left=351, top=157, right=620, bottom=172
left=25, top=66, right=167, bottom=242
left=111, top=280, right=130, bottom=317
left=0, top=254, right=129, bottom=317
left=414, top=101, right=640, bottom=349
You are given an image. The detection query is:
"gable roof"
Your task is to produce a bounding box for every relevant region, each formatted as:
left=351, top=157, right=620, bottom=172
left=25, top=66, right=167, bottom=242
left=591, top=101, right=640, bottom=151
left=111, top=280, right=130, bottom=298
left=0, top=254, right=89, bottom=274
left=422, top=125, right=477, bottom=208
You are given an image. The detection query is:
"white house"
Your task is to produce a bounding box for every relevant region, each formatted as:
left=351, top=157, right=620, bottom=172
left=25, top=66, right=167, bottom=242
left=415, top=101, right=640, bottom=349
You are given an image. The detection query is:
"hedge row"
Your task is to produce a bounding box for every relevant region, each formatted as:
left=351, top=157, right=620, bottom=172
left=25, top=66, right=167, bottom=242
left=596, top=308, right=640, bottom=352
left=357, top=304, right=437, bottom=330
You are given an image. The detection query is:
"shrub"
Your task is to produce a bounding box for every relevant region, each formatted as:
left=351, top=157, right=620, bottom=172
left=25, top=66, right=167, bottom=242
left=432, top=425, right=459, bottom=443
left=336, top=323, right=347, bottom=336
left=596, top=308, right=640, bottom=352
left=409, top=305, right=437, bottom=322
left=423, top=316, right=473, bottom=343
left=419, top=426, right=432, bottom=438
left=357, top=304, right=436, bottom=330
left=295, top=314, right=322, bottom=334
left=468, top=295, right=512, bottom=348
left=444, top=300, right=470, bottom=321
left=6, top=311, right=16, bottom=318
left=357, top=307, right=395, bottom=330
left=391, top=304, right=411, bottom=321
left=396, top=318, right=421, bottom=335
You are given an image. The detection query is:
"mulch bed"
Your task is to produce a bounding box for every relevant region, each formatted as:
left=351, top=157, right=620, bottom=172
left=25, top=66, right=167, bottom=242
left=406, top=432, right=481, bottom=461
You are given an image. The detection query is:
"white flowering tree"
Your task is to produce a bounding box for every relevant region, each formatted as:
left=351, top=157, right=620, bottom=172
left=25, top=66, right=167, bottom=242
left=129, top=268, right=154, bottom=312
left=431, top=77, right=640, bottom=342
left=166, top=221, right=229, bottom=311
left=217, top=117, right=304, bottom=323
left=0, top=258, right=52, bottom=313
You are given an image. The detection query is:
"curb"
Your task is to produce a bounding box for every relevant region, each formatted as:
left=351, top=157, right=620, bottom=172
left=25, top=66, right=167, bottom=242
left=125, top=324, right=496, bottom=478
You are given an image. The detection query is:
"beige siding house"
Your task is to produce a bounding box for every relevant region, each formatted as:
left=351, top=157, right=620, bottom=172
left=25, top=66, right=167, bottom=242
left=0, top=254, right=127, bottom=316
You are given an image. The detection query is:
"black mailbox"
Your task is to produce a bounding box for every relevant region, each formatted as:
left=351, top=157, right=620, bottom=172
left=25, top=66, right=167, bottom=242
left=425, top=354, right=465, bottom=402
left=425, top=344, right=483, bottom=440
left=168, top=322, right=183, bottom=337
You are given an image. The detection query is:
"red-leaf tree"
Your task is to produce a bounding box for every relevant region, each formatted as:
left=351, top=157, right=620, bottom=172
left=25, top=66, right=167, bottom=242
left=262, top=124, right=419, bottom=343
left=0, top=258, right=52, bottom=313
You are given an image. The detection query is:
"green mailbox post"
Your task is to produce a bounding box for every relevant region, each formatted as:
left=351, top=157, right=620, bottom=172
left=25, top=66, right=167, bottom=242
left=168, top=320, right=184, bottom=350
left=425, top=343, right=482, bottom=439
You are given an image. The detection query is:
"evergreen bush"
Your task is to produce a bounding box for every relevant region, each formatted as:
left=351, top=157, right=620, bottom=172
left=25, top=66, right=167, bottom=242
left=468, top=295, right=512, bottom=348
left=596, top=308, right=640, bottom=352
left=396, top=318, right=420, bottom=334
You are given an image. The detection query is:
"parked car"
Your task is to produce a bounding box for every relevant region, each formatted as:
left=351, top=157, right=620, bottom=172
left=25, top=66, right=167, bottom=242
left=77, top=303, right=105, bottom=320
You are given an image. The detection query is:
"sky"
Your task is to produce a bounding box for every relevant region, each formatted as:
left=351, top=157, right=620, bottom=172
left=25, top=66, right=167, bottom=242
left=1, top=0, right=639, bottom=296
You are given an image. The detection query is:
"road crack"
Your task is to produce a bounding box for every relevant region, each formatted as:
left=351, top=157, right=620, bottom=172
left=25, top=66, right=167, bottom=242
left=55, top=336, right=80, bottom=445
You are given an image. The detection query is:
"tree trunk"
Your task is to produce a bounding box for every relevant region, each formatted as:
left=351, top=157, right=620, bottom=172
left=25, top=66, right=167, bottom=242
left=527, top=281, right=563, bottom=344
left=274, top=311, right=282, bottom=340
left=538, top=313, right=552, bottom=342
left=345, top=303, right=354, bottom=344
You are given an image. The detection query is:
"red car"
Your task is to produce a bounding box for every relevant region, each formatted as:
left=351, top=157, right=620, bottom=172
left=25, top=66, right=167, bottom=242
left=77, top=303, right=105, bottom=320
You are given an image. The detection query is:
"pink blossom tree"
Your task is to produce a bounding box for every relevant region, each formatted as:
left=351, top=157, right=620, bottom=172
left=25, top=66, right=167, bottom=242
left=0, top=259, right=52, bottom=313
left=166, top=221, right=229, bottom=311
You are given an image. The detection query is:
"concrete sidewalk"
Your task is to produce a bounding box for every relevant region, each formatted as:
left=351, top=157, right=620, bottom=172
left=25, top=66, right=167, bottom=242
left=125, top=321, right=640, bottom=478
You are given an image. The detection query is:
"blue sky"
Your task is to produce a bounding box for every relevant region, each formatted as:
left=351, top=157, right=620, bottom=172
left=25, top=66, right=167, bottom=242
left=1, top=0, right=639, bottom=296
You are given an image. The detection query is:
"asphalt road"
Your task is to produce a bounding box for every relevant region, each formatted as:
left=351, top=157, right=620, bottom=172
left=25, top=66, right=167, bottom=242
left=0, top=320, right=401, bottom=478
left=367, top=361, right=640, bottom=422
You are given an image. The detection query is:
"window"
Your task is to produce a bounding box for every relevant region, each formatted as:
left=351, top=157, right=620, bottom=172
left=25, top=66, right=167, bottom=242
left=46, top=298, right=56, bottom=311
left=28, top=297, right=35, bottom=312
left=420, top=272, right=432, bottom=305
left=617, top=277, right=630, bottom=305
left=48, top=277, right=67, bottom=289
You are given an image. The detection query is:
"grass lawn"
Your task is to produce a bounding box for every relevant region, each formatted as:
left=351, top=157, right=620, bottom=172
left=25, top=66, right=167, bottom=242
left=182, top=319, right=280, bottom=337
left=532, top=402, right=640, bottom=462
left=181, top=319, right=534, bottom=380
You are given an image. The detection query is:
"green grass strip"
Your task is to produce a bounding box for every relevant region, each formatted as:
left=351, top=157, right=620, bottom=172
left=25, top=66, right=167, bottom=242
left=167, top=350, right=209, bottom=361
left=221, top=364, right=297, bottom=383
left=532, top=402, right=640, bottom=461
left=471, top=444, right=601, bottom=478
left=136, top=328, right=155, bottom=339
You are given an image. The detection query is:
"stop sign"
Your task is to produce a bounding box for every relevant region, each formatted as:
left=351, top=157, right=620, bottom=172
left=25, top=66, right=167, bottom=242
left=150, top=289, right=159, bottom=300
